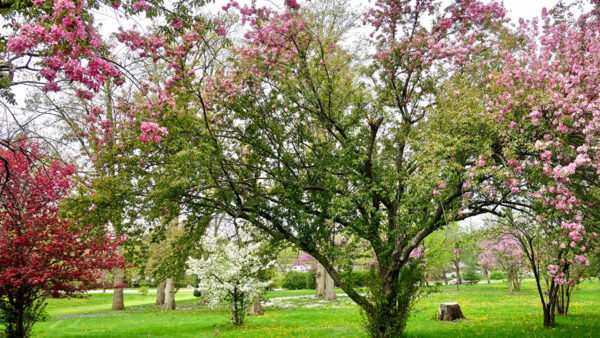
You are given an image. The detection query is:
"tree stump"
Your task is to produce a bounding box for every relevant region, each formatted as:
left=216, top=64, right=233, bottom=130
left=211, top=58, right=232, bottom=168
left=438, top=303, right=465, bottom=321
left=250, top=298, right=263, bottom=316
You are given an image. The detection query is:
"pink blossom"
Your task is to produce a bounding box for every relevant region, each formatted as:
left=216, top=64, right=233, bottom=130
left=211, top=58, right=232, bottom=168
left=133, top=0, right=149, bottom=12
left=171, top=18, right=184, bottom=30
left=409, top=246, right=427, bottom=259
left=477, top=156, right=485, bottom=167
left=285, top=0, right=300, bottom=10
left=140, top=122, right=168, bottom=144
left=573, top=255, right=590, bottom=266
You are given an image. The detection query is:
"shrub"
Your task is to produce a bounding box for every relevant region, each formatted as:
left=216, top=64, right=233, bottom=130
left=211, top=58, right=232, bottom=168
left=138, top=285, right=150, bottom=296
left=463, top=267, right=482, bottom=284
left=269, top=272, right=283, bottom=289
left=282, top=271, right=307, bottom=290
left=342, top=271, right=369, bottom=288
left=490, top=271, right=504, bottom=280
left=192, top=275, right=201, bottom=297
left=305, top=270, right=316, bottom=289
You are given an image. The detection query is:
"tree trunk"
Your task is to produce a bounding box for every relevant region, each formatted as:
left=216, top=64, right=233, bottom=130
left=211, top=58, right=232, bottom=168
left=454, top=261, right=461, bottom=291
left=251, top=297, right=263, bottom=316
left=231, top=286, right=245, bottom=326
left=15, top=302, right=25, bottom=338
left=438, top=303, right=465, bottom=321
left=324, top=269, right=336, bottom=301
left=557, top=284, right=565, bottom=315
left=557, top=284, right=572, bottom=315
left=112, top=267, right=125, bottom=311
left=315, top=263, right=326, bottom=298
left=362, top=273, right=418, bottom=337
left=485, top=268, right=491, bottom=284
left=543, top=305, right=555, bottom=327
left=442, top=269, right=448, bottom=285
left=161, top=277, right=176, bottom=311
left=508, top=275, right=513, bottom=295
left=155, top=280, right=166, bottom=306
left=455, top=261, right=461, bottom=284
left=513, top=277, right=520, bottom=291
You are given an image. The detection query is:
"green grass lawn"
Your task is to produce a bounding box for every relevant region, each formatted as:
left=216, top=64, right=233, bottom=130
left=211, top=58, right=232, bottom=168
left=29, top=280, right=600, bottom=337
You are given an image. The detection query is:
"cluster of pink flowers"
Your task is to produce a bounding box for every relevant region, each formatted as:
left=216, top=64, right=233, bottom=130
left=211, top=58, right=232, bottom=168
left=294, top=252, right=316, bottom=266
left=140, top=122, right=168, bottom=144
left=7, top=0, right=122, bottom=94
left=409, top=246, right=428, bottom=260
left=366, top=0, right=505, bottom=80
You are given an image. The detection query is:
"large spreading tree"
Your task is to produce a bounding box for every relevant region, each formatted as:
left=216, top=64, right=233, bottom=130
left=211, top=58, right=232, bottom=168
left=112, top=0, right=521, bottom=336
left=106, top=0, right=600, bottom=335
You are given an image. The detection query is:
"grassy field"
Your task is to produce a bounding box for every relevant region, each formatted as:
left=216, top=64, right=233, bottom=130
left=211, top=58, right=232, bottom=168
left=29, top=280, right=600, bottom=337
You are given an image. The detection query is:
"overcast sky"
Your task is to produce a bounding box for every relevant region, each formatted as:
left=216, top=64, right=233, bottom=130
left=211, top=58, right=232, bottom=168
left=498, top=0, right=558, bottom=20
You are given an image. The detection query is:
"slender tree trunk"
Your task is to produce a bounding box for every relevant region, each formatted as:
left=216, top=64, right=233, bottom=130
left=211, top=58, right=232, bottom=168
left=508, top=275, right=513, bottom=295
left=231, top=286, right=245, bottom=325
left=454, top=260, right=461, bottom=291
left=557, top=284, right=572, bottom=315
left=565, top=285, right=572, bottom=314
left=315, top=263, right=325, bottom=298
left=15, top=301, right=25, bottom=338
left=112, top=265, right=125, bottom=311
left=161, top=277, right=176, bottom=310
left=565, top=290, right=571, bottom=314
left=485, top=268, right=491, bottom=284
left=155, top=280, right=166, bottom=306
left=543, top=302, right=556, bottom=327
left=324, top=270, right=336, bottom=301
left=557, top=285, right=565, bottom=315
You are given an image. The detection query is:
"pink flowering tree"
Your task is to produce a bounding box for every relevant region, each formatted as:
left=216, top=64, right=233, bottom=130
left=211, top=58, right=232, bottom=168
left=295, top=252, right=317, bottom=268
left=472, top=1, right=600, bottom=327
left=478, top=234, right=528, bottom=294
left=497, top=213, right=595, bottom=324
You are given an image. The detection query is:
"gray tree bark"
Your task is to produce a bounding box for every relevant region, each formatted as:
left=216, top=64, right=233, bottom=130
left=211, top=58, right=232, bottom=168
left=161, top=277, right=176, bottom=310
left=111, top=267, right=125, bottom=311
left=324, top=270, right=336, bottom=301
left=315, top=264, right=326, bottom=298
left=251, top=297, right=263, bottom=316
left=155, top=280, right=166, bottom=305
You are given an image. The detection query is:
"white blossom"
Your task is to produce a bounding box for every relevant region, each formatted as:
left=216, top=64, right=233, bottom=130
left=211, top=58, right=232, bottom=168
left=186, top=231, right=274, bottom=325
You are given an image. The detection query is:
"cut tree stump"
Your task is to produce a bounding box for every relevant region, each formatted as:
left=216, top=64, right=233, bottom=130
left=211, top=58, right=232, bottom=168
left=438, top=303, right=465, bottom=321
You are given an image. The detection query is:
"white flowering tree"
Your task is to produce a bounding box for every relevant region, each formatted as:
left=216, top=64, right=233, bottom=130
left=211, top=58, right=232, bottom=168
left=186, top=232, right=274, bottom=326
